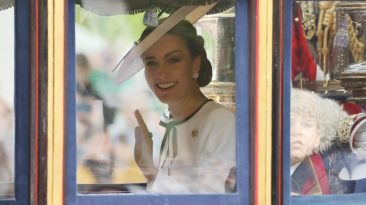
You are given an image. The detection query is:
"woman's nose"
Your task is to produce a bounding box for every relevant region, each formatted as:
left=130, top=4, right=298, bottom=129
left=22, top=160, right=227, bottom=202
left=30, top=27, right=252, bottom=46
left=155, top=63, right=169, bottom=76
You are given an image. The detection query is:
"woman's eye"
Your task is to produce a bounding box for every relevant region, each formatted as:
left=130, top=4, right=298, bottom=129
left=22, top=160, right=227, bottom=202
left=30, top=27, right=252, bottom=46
left=168, top=57, right=181, bottom=64
left=145, top=61, right=157, bottom=67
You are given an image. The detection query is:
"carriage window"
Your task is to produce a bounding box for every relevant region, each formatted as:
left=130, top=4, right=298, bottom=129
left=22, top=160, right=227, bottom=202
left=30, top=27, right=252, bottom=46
left=75, top=1, right=236, bottom=194
left=291, top=1, right=366, bottom=196
left=0, top=6, right=15, bottom=198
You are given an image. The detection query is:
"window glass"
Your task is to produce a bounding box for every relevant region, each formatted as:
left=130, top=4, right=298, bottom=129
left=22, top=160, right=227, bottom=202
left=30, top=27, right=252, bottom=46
left=75, top=1, right=236, bottom=194
left=0, top=6, right=15, bottom=198
left=291, top=1, right=366, bottom=195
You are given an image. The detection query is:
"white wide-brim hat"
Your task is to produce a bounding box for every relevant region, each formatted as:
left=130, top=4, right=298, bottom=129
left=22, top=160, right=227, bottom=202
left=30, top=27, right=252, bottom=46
left=113, top=2, right=218, bottom=84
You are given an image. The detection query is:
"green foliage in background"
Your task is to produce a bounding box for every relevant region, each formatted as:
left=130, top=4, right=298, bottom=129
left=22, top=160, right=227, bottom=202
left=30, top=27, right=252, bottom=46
left=75, top=5, right=146, bottom=41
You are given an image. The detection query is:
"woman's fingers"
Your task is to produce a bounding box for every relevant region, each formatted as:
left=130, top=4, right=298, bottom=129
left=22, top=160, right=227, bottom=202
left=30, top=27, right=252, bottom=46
left=134, top=110, right=149, bottom=136
left=134, top=110, right=153, bottom=146
left=134, top=126, right=142, bottom=143
left=134, top=126, right=153, bottom=165
left=134, top=110, right=157, bottom=181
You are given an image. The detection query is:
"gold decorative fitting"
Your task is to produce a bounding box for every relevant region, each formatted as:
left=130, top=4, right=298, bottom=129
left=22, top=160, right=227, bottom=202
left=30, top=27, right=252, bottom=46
left=300, top=1, right=316, bottom=39
left=200, top=82, right=236, bottom=112
left=337, top=114, right=358, bottom=143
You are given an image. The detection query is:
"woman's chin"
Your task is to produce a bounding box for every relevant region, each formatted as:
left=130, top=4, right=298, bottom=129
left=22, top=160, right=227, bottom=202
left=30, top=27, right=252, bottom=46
left=154, top=91, right=183, bottom=105
left=155, top=95, right=172, bottom=104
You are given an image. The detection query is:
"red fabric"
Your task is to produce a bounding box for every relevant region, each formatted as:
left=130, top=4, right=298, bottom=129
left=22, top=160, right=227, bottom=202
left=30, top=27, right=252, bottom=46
left=342, top=102, right=363, bottom=115
left=292, top=6, right=317, bottom=81
left=302, top=176, right=316, bottom=194
left=311, top=154, right=330, bottom=194
left=301, top=154, right=330, bottom=194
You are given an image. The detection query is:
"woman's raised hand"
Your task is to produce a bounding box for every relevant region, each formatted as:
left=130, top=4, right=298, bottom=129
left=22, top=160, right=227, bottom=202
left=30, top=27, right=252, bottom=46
left=134, top=110, right=157, bottom=182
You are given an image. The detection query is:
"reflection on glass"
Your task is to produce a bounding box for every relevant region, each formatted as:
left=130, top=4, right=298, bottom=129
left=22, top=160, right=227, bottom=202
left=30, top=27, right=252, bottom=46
left=291, top=1, right=366, bottom=195
left=0, top=6, right=15, bottom=198
left=75, top=1, right=236, bottom=194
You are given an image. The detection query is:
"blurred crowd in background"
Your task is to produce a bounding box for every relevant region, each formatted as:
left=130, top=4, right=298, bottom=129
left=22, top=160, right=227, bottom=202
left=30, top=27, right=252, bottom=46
left=75, top=52, right=165, bottom=186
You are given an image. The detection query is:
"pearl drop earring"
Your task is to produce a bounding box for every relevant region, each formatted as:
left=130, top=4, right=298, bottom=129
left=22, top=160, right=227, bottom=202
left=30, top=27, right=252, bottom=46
left=193, top=72, right=199, bottom=79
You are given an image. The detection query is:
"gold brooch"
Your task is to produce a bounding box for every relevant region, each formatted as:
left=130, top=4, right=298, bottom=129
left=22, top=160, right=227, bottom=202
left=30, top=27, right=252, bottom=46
left=191, top=129, right=198, bottom=138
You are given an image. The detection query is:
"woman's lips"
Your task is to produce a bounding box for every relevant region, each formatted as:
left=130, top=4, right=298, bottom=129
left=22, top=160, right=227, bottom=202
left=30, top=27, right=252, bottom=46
left=156, top=82, right=177, bottom=89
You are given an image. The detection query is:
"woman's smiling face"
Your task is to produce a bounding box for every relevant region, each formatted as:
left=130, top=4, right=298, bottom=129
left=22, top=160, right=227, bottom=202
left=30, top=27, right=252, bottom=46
left=142, top=34, right=200, bottom=105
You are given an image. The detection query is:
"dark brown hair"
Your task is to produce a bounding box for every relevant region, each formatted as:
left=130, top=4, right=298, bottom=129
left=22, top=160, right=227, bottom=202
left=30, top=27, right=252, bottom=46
left=139, top=19, right=212, bottom=87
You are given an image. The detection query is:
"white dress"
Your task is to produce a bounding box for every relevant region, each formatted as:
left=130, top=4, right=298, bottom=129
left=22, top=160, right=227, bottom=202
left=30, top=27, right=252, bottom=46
left=150, top=100, right=236, bottom=193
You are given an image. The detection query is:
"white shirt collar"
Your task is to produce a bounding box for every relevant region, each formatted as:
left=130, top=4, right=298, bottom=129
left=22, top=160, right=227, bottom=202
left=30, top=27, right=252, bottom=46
left=290, top=162, right=301, bottom=176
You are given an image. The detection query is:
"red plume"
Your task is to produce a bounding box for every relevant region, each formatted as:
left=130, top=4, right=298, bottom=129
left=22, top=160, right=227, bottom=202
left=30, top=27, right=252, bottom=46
left=292, top=6, right=317, bottom=81
left=342, top=102, right=363, bottom=115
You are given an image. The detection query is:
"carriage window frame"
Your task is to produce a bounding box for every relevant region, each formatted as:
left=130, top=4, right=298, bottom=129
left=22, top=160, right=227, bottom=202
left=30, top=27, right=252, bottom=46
left=283, top=0, right=366, bottom=204
left=0, top=1, right=31, bottom=205
left=65, top=0, right=250, bottom=204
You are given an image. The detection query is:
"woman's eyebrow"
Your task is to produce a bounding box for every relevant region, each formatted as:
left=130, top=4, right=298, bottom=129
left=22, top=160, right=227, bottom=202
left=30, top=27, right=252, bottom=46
left=143, top=56, right=155, bottom=61
left=165, top=50, right=182, bottom=58
left=143, top=50, right=182, bottom=61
